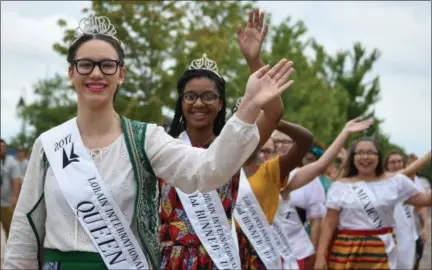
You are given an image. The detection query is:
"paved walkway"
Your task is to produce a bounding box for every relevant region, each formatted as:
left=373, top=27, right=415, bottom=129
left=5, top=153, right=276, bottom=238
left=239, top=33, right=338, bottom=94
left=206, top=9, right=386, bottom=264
left=1, top=221, right=431, bottom=269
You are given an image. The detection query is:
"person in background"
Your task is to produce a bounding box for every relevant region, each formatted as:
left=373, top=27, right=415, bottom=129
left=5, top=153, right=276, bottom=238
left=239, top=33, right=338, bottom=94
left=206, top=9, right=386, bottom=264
left=384, top=150, right=431, bottom=270
left=0, top=138, right=22, bottom=238
left=384, top=149, right=418, bottom=269
left=306, top=142, right=333, bottom=195
left=259, top=137, right=276, bottom=162
left=16, top=147, right=29, bottom=179
left=272, top=129, right=293, bottom=156
left=276, top=118, right=373, bottom=270
left=407, top=154, right=431, bottom=270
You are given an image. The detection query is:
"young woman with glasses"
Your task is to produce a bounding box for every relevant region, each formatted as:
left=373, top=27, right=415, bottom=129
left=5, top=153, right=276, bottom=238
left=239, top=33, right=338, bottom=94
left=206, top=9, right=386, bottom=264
left=159, top=9, right=296, bottom=270
left=3, top=15, right=294, bottom=270
left=315, top=137, right=431, bottom=270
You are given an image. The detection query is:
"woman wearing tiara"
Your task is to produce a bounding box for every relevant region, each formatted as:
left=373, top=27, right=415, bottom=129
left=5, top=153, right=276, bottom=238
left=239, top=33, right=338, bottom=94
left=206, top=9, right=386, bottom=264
left=159, top=9, right=295, bottom=270
left=3, top=15, right=294, bottom=270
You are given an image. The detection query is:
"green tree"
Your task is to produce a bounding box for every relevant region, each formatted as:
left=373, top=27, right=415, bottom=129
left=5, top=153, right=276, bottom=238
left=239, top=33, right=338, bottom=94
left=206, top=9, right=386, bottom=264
left=53, top=1, right=256, bottom=122
left=11, top=1, right=413, bottom=162
left=418, top=163, right=432, bottom=183
left=264, top=17, right=347, bottom=145
left=53, top=1, right=194, bottom=123
left=12, top=1, right=258, bottom=144
left=14, top=74, right=76, bottom=147
left=326, top=43, right=382, bottom=143
left=167, top=1, right=255, bottom=111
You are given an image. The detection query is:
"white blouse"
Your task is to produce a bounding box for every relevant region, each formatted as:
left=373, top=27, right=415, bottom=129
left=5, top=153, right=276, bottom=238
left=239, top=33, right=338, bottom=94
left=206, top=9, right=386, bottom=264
left=326, top=174, right=420, bottom=230
left=4, top=115, right=259, bottom=269
left=289, top=169, right=326, bottom=220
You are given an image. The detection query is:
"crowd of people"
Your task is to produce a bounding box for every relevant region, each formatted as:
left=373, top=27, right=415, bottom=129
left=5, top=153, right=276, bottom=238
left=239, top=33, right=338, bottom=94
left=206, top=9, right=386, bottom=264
left=1, top=9, right=431, bottom=270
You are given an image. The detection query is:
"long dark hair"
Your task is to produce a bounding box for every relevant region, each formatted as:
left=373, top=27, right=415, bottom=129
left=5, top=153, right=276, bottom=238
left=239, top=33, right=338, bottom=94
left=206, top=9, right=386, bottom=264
left=343, top=137, right=385, bottom=178
left=168, top=69, right=226, bottom=138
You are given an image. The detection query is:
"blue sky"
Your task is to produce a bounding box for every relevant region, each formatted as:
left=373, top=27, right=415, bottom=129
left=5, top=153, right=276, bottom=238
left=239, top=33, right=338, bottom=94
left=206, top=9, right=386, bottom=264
left=1, top=1, right=431, bottom=156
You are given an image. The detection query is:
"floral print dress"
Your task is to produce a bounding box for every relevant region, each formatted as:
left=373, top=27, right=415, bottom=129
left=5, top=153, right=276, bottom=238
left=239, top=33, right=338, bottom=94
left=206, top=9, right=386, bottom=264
left=159, top=144, right=240, bottom=270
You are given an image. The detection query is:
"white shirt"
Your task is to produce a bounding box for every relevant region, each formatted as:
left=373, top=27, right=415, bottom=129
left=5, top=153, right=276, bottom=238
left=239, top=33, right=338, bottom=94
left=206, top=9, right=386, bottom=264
left=326, top=174, right=420, bottom=230
left=289, top=169, right=327, bottom=220
left=4, top=115, right=259, bottom=269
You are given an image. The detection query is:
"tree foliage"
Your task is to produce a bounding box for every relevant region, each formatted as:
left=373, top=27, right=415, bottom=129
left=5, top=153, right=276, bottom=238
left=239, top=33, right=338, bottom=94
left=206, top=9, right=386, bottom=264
left=12, top=1, right=429, bottom=179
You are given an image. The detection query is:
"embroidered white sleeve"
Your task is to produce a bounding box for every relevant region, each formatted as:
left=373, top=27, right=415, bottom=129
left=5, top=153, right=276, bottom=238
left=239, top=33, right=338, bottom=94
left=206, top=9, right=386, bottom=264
left=396, top=174, right=421, bottom=202
left=4, top=137, right=45, bottom=269
left=145, top=114, right=259, bottom=193
left=325, top=182, right=346, bottom=210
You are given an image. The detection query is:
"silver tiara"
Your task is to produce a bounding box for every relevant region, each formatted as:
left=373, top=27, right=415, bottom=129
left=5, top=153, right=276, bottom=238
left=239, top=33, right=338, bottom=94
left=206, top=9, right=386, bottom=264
left=73, top=15, right=120, bottom=44
left=189, top=54, right=221, bottom=78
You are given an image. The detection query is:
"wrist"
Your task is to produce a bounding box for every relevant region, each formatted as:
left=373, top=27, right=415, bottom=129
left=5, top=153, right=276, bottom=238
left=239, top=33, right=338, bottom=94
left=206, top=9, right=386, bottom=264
left=246, top=57, right=264, bottom=70
left=236, top=102, right=261, bottom=124
left=341, top=128, right=351, bottom=136
left=316, top=250, right=327, bottom=258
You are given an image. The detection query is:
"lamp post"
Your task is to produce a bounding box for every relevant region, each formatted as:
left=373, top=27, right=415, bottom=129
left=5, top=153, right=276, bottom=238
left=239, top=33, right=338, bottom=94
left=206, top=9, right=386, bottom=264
left=16, top=88, right=27, bottom=148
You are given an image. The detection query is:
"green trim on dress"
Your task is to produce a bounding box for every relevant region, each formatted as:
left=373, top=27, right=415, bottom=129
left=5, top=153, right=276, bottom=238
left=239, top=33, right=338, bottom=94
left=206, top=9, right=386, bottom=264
left=27, top=117, right=159, bottom=269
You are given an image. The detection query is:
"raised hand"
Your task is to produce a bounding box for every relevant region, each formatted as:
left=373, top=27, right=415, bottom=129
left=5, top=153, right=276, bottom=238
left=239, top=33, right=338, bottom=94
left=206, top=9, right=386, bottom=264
left=243, top=59, right=294, bottom=108
left=343, top=118, right=374, bottom=134
left=237, top=8, right=269, bottom=61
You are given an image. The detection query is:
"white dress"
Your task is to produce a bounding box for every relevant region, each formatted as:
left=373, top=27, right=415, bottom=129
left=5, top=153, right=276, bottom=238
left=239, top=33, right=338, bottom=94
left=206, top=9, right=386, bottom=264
left=4, top=115, right=259, bottom=269
left=289, top=172, right=327, bottom=221
left=394, top=176, right=427, bottom=269
left=326, top=174, right=421, bottom=270
left=273, top=169, right=326, bottom=269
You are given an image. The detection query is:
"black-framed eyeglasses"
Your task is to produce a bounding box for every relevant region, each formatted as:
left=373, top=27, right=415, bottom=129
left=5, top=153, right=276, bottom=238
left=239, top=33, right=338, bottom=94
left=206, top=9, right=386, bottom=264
left=182, top=91, right=219, bottom=105
left=354, top=151, right=378, bottom=157
left=73, top=59, right=122, bottom=75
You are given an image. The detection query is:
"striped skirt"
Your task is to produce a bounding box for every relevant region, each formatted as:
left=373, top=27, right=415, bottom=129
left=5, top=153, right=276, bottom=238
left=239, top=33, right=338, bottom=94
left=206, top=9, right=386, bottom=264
left=327, top=228, right=396, bottom=270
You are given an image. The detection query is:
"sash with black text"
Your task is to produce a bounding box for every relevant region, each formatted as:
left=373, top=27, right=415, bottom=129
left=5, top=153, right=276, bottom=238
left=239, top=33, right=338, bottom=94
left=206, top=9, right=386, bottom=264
left=350, top=182, right=387, bottom=229
left=41, top=118, right=149, bottom=269
left=272, top=196, right=316, bottom=270
left=350, top=181, right=396, bottom=259
left=233, top=169, right=282, bottom=269
left=174, top=132, right=241, bottom=270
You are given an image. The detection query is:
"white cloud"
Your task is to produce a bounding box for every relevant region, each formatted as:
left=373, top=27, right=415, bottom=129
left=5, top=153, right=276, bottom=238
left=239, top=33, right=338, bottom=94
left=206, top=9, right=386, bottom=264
left=1, top=11, right=78, bottom=56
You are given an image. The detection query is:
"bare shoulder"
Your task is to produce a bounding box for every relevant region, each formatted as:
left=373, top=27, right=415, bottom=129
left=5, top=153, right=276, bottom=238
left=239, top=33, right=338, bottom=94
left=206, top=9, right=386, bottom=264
left=337, top=177, right=353, bottom=183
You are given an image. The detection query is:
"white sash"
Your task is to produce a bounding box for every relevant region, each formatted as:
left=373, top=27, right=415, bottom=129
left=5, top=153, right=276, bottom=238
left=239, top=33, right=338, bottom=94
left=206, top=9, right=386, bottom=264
left=350, top=182, right=396, bottom=261
left=233, top=169, right=282, bottom=269
left=350, top=181, right=386, bottom=229
left=40, top=118, right=149, bottom=269
left=174, top=132, right=241, bottom=270
left=273, top=196, right=315, bottom=260
left=271, top=198, right=298, bottom=270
